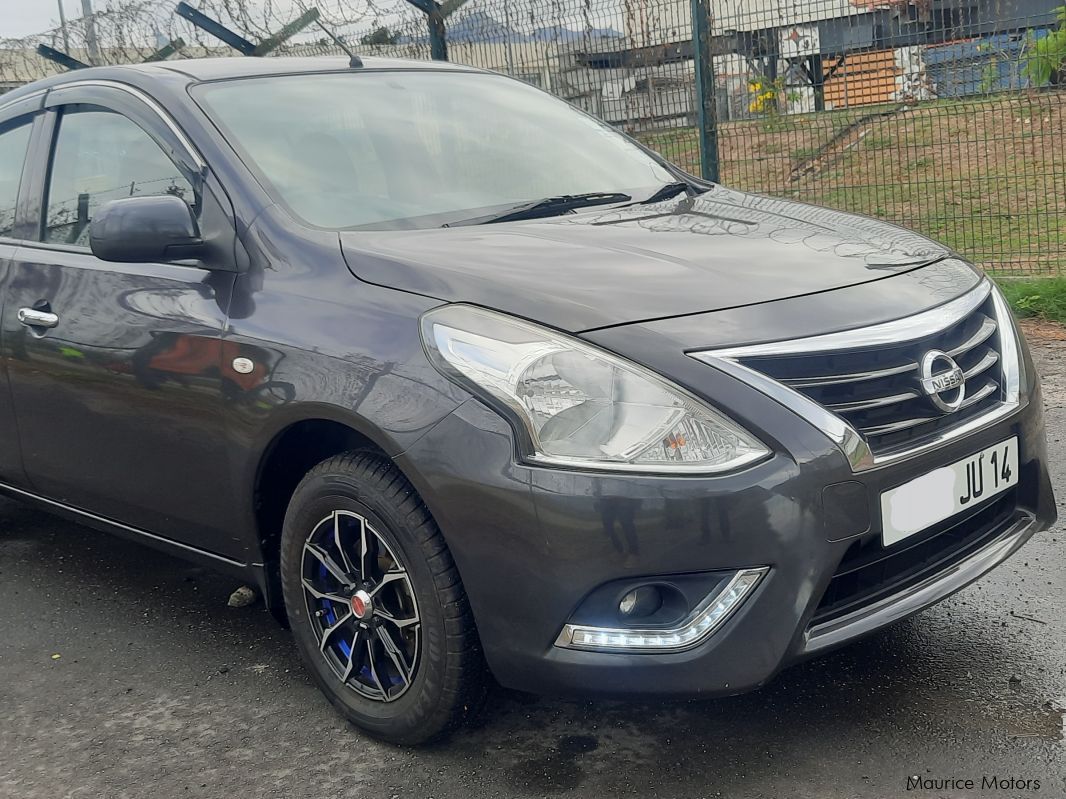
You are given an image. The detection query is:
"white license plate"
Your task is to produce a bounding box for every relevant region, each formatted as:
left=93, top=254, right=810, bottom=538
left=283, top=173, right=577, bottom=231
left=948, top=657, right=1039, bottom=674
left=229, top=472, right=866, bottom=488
left=880, top=437, right=1018, bottom=547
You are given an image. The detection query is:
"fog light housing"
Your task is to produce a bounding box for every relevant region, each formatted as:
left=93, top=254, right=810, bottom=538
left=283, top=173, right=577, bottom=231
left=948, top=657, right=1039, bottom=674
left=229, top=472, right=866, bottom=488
left=555, top=568, right=767, bottom=653
left=618, top=586, right=663, bottom=619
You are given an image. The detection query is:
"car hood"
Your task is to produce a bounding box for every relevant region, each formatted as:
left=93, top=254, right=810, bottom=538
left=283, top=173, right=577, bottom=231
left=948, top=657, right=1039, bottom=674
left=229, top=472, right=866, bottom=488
left=340, top=187, right=949, bottom=333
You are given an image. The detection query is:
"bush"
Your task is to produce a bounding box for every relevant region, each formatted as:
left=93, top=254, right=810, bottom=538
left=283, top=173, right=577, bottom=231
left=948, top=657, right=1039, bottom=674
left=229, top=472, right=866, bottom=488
left=1025, top=6, right=1066, bottom=85
left=998, top=278, right=1066, bottom=323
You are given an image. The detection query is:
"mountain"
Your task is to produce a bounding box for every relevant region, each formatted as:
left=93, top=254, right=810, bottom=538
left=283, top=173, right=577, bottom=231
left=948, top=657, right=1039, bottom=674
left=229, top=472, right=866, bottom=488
left=412, top=10, right=527, bottom=43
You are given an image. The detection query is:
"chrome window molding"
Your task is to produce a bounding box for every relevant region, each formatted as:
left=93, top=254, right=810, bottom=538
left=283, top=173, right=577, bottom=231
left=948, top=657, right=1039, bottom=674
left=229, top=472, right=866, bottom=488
left=554, top=567, right=768, bottom=653
left=690, top=279, right=1023, bottom=472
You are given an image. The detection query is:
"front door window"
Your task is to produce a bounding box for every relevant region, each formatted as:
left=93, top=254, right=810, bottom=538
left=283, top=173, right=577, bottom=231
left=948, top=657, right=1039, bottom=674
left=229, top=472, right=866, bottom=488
left=44, top=107, right=194, bottom=247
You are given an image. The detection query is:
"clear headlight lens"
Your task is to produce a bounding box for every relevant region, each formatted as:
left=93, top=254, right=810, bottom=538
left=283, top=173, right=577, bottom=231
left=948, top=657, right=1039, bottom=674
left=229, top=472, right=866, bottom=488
left=989, top=283, right=1027, bottom=401
left=421, top=305, right=770, bottom=473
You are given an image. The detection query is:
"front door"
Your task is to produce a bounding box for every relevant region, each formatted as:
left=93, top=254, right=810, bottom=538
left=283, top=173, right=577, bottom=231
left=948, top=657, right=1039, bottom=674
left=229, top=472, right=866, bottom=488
left=0, top=89, right=244, bottom=559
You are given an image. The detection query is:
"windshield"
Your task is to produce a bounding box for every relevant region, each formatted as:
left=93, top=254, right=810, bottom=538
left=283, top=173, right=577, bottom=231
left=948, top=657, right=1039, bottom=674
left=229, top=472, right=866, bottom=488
left=195, top=70, right=675, bottom=230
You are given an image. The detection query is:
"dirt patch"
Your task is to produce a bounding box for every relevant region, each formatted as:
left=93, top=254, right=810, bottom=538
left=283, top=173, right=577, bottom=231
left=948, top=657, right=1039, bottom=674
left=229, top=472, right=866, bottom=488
left=1019, top=318, right=1066, bottom=342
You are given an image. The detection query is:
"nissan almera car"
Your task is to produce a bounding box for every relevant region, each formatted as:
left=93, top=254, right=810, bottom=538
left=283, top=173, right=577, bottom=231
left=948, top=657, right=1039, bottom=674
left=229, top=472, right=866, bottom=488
left=0, top=56, right=1054, bottom=745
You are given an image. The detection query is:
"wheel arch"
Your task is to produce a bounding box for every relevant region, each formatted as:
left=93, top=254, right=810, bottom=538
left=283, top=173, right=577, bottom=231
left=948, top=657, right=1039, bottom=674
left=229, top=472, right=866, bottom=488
left=250, top=406, right=399, bottom=614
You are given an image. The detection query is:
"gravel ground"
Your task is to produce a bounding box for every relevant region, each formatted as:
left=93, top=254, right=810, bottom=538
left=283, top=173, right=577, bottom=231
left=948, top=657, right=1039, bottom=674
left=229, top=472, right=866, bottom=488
left=1, top=341, right=1064, bottom=799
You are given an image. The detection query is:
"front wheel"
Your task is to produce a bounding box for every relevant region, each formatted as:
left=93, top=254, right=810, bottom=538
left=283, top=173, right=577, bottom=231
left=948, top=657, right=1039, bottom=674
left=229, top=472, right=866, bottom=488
left=280, top=451, right=486, bottom=745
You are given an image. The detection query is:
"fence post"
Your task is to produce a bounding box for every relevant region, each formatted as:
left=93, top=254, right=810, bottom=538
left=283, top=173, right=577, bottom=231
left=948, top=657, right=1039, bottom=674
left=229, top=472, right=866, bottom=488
left=428, top=2, right=448, bottom=61
left=405, top=0, right=449, bottom=61
left=690, top=0, right=720, bottom=182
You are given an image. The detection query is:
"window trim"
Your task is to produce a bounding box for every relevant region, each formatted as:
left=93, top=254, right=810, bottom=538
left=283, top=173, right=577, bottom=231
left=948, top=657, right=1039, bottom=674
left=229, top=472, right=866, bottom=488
left=0, top=89, right=48, bottom=117
left=44, top=80, right=205, bottom=171
left=37, top=103, right=200, bottom=251
left=0, top=90, right=49, bottom=245
left=7, top=80, right=207, bottom=255
left=0, top=113, right=36, bottom=245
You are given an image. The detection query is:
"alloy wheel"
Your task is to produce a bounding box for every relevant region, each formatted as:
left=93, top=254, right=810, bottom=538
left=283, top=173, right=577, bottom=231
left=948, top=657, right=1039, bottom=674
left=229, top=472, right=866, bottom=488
left=301, top=510, right=420, bottom=702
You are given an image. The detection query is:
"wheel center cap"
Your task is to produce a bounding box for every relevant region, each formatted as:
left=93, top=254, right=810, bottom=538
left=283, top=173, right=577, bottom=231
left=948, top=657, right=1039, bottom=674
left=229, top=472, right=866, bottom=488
left=350, top=589, right=373, bottom=619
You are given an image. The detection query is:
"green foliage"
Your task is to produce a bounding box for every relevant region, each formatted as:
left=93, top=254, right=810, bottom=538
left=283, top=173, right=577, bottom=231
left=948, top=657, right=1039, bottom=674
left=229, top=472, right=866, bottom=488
left=979, top=59, right=1002, bottom=94
left=1024, top=6, right=1066, bottom=86
left=998, top=278, right=1066, bottom=322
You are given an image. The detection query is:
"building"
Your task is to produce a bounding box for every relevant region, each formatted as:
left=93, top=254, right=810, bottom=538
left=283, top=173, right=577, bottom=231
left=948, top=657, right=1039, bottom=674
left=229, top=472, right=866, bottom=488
left=617, top=0, right=1062, bottom=114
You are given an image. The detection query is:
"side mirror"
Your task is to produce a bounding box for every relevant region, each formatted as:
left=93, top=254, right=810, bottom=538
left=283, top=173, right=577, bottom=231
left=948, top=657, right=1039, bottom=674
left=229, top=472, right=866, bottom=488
left=90, top=195, right=204, bottom=263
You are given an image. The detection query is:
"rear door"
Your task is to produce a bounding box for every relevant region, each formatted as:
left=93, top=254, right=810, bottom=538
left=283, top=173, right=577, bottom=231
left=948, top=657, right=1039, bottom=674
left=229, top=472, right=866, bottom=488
left=0, top=95, right=42, bottom=489
left=0, top=83, right=246, bottom=559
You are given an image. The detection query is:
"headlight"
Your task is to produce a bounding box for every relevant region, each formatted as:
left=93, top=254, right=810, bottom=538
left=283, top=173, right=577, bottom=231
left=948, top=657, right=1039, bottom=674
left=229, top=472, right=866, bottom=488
left=420, top=305, right=770, bottom=473
left=989, top=283, right=1027, bottom=402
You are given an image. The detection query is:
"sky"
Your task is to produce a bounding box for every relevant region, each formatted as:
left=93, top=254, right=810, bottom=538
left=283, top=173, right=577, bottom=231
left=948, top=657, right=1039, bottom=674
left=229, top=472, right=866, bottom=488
left=0, top=0, right=321, bottom=39
left=0, top=0, right=628, bottom=42
left=0, top=0, right=67, bottom=38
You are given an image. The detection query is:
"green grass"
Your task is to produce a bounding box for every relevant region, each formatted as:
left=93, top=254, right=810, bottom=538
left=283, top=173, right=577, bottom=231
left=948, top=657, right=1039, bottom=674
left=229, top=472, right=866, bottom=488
left=862, top=134, right=895, bottom=149
left=635, top=90, right=1066, bottom=276
left=997, top=277, right=1066, bottom=323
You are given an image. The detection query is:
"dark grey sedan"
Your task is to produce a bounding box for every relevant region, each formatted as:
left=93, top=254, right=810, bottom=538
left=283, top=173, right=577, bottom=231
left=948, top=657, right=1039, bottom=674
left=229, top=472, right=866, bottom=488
left=0, top=56, right=1054, bottom=744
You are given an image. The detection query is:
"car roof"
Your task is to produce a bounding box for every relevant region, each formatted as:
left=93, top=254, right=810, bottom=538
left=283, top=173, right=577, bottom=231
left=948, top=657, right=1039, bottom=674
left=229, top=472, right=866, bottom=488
left=153, top=55, right=477, bottom=81
left=0, top=55, right=480, bottom=107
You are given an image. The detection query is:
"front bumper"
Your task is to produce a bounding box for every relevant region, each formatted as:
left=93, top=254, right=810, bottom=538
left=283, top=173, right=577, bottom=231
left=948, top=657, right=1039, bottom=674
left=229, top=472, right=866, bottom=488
left=397, top=332, right=1055, bottom=699
left=801, top=508, right=1037, bottom=656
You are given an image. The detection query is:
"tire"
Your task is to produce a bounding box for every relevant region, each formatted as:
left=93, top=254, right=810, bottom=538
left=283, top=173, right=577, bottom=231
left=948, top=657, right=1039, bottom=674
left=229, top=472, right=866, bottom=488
left=280, top=451, right=486, bottom=745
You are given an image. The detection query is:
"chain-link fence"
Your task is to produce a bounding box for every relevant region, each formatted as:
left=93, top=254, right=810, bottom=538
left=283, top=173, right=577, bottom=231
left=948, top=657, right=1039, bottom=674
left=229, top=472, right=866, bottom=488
left=2, top=0, right=1064, bottom=275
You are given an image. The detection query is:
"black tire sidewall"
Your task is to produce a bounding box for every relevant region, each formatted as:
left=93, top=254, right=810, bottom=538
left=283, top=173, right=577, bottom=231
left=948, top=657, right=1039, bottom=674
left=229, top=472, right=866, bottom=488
left=280, top=468, right=450, bottom=739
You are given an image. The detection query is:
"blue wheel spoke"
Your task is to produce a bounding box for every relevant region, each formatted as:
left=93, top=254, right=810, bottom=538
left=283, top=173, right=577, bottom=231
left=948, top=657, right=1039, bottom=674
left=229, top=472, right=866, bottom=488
left=319, top=610, right=353, bottom=654
left=375, top=625, right=413, bottom=687
left=365, top=636, right=391, bottom=701
left=339, top=629, right=363, bottom=684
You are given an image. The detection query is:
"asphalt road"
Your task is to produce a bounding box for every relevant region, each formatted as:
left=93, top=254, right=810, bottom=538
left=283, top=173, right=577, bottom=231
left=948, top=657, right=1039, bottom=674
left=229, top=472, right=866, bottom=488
left=2, top=342, right=1064, bottom=799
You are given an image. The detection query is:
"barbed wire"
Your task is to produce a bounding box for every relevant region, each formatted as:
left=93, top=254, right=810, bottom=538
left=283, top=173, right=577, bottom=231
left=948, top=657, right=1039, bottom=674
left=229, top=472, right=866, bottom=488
left=0, top=0, right=433, bottom=85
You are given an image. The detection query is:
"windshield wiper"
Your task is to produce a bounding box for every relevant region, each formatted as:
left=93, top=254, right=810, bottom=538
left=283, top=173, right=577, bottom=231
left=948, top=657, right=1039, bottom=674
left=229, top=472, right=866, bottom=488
left=638, top=181, right=708, bottom=205
left=444, top=192, right=632, bottom=227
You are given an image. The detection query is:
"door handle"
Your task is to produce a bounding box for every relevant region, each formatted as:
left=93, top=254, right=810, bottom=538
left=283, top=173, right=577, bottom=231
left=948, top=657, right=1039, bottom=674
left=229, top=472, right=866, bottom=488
left=17, top=308, right=59, bottom=329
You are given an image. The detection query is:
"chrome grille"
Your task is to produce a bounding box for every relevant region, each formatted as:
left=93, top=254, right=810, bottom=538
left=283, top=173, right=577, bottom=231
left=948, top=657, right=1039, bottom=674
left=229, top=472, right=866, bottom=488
left=731, top=294, right=1006, bottom=457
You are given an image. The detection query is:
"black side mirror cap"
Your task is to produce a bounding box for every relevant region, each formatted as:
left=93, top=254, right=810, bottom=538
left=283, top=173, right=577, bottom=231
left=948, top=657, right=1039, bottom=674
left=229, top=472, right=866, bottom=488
left=90, top=195, right=204, bottom=264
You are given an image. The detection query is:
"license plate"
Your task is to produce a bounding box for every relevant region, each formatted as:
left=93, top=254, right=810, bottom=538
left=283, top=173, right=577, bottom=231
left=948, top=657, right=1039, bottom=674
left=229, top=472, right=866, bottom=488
left=880, top=437, right=1018, bottom=547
